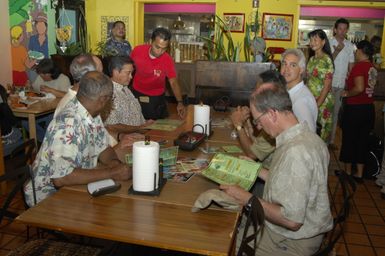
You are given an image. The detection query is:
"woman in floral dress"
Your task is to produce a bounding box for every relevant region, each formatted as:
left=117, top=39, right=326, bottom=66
left=307, top=29, right=334, bottom=143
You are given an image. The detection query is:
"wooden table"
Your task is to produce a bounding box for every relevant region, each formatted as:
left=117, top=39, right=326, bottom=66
left=11, top=98, right=60, bottom=142
left=18, top=188, right=239, bottom=255
left=16, top=112, right=243, bottom=255
left=17, top=176, right=240, bottom=255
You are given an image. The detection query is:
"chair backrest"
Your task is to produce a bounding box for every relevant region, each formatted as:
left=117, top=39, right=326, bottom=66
left=9, top=139, right=37, bottom=165
left=312, top=170, right=356, bottom=256
left=237, top=196, right=265, bottom=256
left=0, top=165, right=31, bottom=224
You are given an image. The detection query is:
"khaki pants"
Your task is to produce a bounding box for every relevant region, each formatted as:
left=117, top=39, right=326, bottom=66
left=237, top=219, right=324, bottom=256
left=330, top=87, right=344, bottom=144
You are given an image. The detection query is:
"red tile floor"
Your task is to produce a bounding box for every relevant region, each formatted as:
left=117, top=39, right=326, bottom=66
left=1, top=143, right=385, bottom=255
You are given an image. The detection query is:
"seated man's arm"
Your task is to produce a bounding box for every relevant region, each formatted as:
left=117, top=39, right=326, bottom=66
left=231, top=106, right=257, bottom=159
left=52, top=164, right=131, bottom=188
left=98, top=146, right=121, bottom=166
left=220, top=184, right=302, bottom=231
left=40, top=85, right=66, bottom=98
left=259, top=198, right=302, bottom=231
left=258, top=168, right=269, bottom=181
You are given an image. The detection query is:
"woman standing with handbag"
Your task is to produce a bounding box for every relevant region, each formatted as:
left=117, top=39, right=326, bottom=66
left=340, top=40, right=377, bottom=182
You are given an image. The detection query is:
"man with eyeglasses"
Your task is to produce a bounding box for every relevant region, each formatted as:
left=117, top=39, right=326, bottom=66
left=231, top=50, right=317, bottom=165
left=24, top=71, right=131, bottom=207
left=222, top=78, right=332, bottom=255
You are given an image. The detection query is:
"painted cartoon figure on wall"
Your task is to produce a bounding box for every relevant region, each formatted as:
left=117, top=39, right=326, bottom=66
left=27, top=14, right=48, bottom=82
left=9, top=0, right=50, bottom=86
left=10, top=25, right=36, bottom=86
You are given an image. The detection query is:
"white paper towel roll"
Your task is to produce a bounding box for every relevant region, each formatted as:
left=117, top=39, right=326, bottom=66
left=193, top=104, right=210, bottom=136
left=133, top=141, right=160, bottom=192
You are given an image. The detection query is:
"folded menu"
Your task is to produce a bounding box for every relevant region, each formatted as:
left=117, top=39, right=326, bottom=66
left=201, top=153, right=261, bottom=191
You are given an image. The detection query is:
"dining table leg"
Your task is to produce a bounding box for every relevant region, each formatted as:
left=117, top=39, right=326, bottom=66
left=28, top=114, right=37, bottom=143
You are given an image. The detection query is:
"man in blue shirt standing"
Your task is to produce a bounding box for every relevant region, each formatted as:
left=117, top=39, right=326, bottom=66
left=105, top=21, right=132, bottom=56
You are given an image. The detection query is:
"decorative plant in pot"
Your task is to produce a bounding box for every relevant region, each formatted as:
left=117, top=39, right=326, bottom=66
left=244, top=10, right=270, bottom=63
left=52, top=3, right=89, bottom=82
left=200, top=15, right=242, bottom=62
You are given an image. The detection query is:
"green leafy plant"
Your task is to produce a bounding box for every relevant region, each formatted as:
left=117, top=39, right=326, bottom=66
left=95, top=41, right=119, bottom=58
left=244, top=10, right=265, bottom=62
left=200, top=15, right=241, bottom=62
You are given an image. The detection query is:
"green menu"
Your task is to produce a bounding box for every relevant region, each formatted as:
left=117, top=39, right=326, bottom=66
left=125, top=146, right=179, bottom=166
left=201, top=153, right=262, bottom=190
left=146, top=119, right=184, bottom=131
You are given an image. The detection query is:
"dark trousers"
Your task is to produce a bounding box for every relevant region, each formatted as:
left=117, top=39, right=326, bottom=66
left=132, top=89, right=169, bottom=120
left=339, top=104, right=374, bottom=164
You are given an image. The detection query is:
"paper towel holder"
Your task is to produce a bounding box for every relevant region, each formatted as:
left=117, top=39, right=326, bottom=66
left=128, top=162, right=167, bottom=196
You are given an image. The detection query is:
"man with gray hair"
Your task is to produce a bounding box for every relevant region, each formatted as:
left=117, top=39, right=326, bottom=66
left=24, top=71, right=131, bottom=206
left=230, top=50, right=317, bottom=163
left=54, top=53, right=103, bottom=117
left=222, top=76, right=332, bottom=255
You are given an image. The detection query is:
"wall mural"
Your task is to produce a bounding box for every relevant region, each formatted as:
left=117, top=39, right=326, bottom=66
left=9, top=0, right=49, bottom=86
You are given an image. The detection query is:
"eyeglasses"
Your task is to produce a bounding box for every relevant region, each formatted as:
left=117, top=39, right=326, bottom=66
left=252, top=112, right=267, bottom=126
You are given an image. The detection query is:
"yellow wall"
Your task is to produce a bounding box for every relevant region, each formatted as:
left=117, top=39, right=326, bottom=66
left=86, top=0, right=385, bottom=61
left=85, top=0, right=136, bottom=53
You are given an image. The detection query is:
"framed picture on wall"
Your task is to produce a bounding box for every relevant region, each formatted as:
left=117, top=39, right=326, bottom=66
left=262, top=13, right=293, bottom=41
left=101, top=16, right=129, bottom=42
left=223, top=13, right=245, bottom=33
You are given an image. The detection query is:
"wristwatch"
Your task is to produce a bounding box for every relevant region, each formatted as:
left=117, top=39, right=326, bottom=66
left=236, top=125, right=243, bottom=131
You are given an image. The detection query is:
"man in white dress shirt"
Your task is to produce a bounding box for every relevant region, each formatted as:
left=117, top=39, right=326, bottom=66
left=329, top=18, right=355, bottom=145
left=230, top=49, right=318, bottom=164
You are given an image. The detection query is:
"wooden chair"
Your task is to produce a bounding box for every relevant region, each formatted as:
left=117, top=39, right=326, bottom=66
left=5, top=139, right=37, bottom=172
left=0, top=165, right=31, bottom=223
left=237, top=196, right=265, bottom=256
left=312, top=170, right=357, bottom=256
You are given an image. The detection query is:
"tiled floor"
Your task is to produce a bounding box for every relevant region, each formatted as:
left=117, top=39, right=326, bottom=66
left=1, top=142, right=385, bottom=255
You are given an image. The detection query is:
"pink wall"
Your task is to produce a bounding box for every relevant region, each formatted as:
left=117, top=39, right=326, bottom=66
left=144, top=3, right=215, bottom=14
left=301, top=6, right=385, bottom=19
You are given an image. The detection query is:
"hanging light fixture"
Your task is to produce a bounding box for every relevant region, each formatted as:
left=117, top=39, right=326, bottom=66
left=173, top=14, right=185, bottom=30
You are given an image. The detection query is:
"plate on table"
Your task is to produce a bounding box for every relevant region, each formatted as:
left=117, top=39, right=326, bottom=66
left=11, top=103, right=27, bottom=110
left=27, top=91, right=46, bottom=99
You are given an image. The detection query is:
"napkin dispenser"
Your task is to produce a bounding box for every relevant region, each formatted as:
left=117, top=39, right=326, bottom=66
left=174, top=124, right=206, bottom=151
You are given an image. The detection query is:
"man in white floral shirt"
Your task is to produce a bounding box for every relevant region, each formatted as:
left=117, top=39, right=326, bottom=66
left=24, top=71, right=131, bottom=206
left=104, top=56, right=153, bottom=134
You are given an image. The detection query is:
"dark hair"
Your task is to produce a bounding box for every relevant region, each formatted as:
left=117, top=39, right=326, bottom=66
left=151, top=27, right=172, bottom=41
left=36, top=59, right=61, bottom=79
left=78, top=71, right=113, bottom=101
left=334, top=18, right=349, bottom=29
left=112, top=21, right=125, bottom=29
left=357, top=40, right=374, bottom=62
left=370, top=35, right=381, bottom=45
left=308, top=29, right=335, bottom=69
left=108, top=56, right=135, bottom=77
left=257, top=70, right=286, bottom=89
left=0, top=85, right=8, bottom=103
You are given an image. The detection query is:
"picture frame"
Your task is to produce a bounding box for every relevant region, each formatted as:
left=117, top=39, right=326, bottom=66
left=101, top=16, right=129, bottom=42
left=262, top=13, right=293, bottom=41
left=223, top=13, right=245, bottom=33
